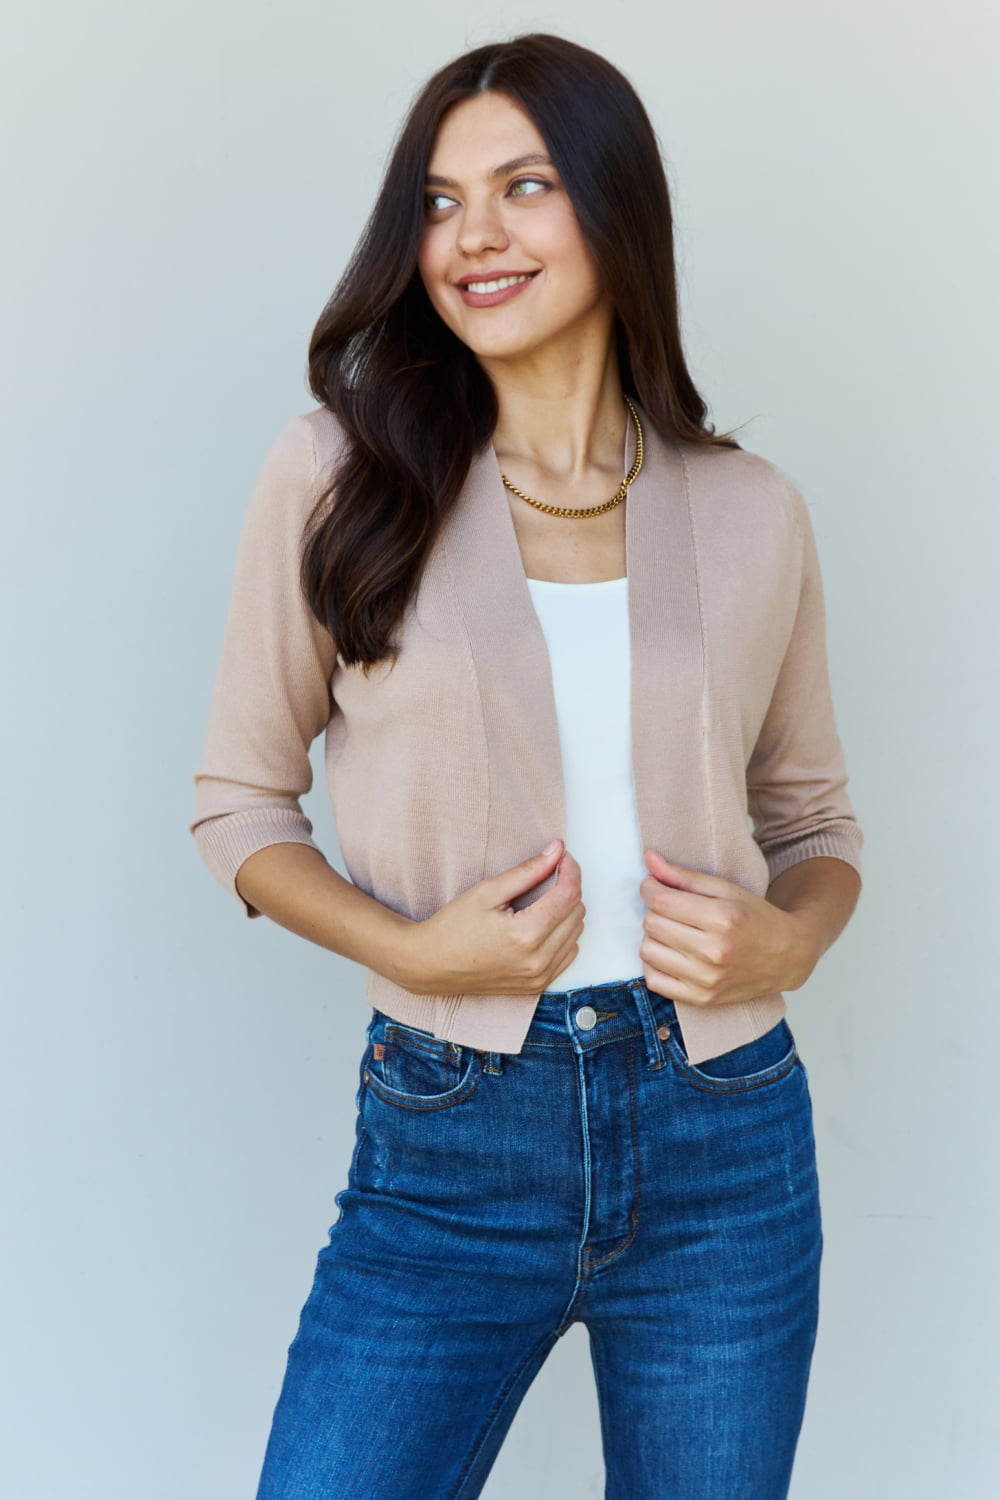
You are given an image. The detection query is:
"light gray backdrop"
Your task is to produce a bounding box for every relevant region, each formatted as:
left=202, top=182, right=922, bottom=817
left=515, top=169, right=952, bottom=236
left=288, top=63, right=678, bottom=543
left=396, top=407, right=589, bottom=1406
left=3, top=2, right=997, bottom=1496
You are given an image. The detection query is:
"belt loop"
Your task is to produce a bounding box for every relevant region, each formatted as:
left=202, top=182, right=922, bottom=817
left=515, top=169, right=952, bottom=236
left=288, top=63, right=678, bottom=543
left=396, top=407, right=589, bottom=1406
left=629, top=978, right=667, bottom=1070
left=481, top=1049, right=504, bottom=1075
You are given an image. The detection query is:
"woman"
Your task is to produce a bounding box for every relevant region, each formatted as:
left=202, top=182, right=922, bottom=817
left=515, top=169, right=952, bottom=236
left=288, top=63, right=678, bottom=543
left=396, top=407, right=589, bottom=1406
left=191, top=32, right=863, bottom=1500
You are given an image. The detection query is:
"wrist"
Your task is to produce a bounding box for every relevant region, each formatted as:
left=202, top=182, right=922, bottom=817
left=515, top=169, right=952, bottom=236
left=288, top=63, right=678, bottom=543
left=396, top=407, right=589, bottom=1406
left=780, top=907, right=824, bottom=990
left=380, top=912, right=428, bottom=991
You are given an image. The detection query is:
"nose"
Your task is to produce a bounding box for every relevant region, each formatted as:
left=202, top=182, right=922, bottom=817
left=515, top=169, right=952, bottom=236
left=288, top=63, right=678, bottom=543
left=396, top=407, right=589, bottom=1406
left=455, top=200, right=510, bottom=258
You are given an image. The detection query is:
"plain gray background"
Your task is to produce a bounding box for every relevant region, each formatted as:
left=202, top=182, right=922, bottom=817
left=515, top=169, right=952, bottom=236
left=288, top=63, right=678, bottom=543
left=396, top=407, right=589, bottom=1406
left=3, top=2, right=997, bottom=1496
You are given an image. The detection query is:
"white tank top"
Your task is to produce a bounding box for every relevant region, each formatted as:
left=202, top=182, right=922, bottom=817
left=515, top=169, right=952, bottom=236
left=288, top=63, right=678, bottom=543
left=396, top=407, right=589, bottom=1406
left=525, top=574, right=648, bottom=990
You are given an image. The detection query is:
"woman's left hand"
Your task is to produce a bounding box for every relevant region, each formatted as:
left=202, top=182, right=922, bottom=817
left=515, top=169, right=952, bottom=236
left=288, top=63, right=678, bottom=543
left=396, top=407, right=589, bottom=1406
left=638, top=849, right=821, bottom=1008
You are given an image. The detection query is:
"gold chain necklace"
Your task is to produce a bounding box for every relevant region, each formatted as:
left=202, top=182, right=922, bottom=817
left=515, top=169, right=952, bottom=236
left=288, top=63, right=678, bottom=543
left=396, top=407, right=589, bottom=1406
left=498, top=395, right=644, bottom=519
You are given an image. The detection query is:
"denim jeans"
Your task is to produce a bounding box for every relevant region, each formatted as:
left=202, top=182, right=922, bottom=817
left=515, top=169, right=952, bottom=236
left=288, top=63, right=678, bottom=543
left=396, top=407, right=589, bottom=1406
left=255, top=977, right=822, bottom=1499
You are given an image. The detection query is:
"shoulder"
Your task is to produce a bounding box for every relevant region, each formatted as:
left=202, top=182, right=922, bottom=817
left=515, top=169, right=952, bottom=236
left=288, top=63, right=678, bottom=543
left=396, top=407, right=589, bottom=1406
left=260, top=404, right=351, bottom=483
left=300, top=403, right=352, bottom=470
left=244, top=406, right=352, bottom=532
left=678, top=439, right=802, bottom=515
left=675, top=439, right=810, bottom=546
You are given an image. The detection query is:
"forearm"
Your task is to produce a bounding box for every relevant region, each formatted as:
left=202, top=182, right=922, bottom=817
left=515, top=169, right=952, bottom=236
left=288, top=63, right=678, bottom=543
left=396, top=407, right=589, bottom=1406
left=235, top=842, right=417, bottom=983
left=765, top=854, right=862, bottom=987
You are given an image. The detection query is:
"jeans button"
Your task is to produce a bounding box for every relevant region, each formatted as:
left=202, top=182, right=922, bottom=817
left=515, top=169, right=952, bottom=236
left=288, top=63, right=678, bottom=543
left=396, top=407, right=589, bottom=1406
left=576, top=1005, right=598, bottom=1031
left=657, top=1024, right=671, bottom=1040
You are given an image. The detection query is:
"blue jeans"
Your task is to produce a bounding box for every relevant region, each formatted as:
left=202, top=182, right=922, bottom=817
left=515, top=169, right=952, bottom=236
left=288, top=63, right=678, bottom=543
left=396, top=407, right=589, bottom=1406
left=255, top=977, right=822, bottom=1499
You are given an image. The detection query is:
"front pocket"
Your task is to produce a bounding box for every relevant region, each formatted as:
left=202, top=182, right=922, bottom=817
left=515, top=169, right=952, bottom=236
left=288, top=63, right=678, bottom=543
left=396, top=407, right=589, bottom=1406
left=667, top=1016, right=799, bottom=1094
left=363, top=1017, right=484, bottom=1110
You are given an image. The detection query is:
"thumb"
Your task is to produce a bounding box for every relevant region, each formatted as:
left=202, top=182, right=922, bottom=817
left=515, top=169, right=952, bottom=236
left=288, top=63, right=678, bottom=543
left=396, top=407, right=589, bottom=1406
left=644, top=848, right=731, bottom=897
left=488, top=840, right=564, bottom=907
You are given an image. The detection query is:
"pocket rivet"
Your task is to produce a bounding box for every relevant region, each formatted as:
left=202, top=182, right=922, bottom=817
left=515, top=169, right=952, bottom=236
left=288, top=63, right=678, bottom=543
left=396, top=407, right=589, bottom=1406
left=363, top=1070, right=370, bottom=1082
left=657, top=1024, right=671, bottom=1040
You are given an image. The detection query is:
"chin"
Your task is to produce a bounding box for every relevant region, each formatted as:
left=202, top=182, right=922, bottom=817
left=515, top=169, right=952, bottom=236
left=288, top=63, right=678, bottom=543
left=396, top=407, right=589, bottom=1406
left=458, top=323, right=553, bottom=362
left=467, top=337, right=541, bottom=362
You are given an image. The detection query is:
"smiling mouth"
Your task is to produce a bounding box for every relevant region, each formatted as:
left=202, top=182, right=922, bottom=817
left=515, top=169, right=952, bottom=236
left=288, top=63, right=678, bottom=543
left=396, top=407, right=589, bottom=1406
left=454, top=270, right=541, bottom=308
left=459, top=272, right=537, bottom=293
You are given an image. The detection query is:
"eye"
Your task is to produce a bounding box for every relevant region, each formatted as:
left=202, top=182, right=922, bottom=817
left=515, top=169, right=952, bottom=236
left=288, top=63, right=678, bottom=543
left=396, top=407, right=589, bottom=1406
left=424, top=191, right=457, bottom=214
left=508, top=176, right=549, bottom=198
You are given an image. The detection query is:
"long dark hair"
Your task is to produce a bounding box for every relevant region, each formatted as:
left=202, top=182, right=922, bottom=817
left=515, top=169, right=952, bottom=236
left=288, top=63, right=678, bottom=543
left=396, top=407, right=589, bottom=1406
left=303, top=32, right=742, bottom=670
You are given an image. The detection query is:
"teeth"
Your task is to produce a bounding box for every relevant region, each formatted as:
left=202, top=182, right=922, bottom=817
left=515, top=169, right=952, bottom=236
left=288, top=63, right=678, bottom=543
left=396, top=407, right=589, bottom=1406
left=464, top=274, right=533, bottom=294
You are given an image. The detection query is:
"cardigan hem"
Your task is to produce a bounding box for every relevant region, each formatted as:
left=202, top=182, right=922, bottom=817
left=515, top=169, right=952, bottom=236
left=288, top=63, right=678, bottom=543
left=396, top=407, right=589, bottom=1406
left=363, top=969, right=790, bottom=1067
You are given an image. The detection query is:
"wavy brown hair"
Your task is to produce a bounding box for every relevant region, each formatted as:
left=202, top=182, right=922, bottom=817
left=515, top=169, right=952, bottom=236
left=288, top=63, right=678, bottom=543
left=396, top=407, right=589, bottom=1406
left=302, top=32, right=743, bottom=670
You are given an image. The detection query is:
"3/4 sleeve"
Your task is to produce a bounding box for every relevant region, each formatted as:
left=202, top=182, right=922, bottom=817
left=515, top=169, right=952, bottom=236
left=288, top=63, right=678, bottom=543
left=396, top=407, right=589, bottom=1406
left=746, top=481, right=864, bottom=886
left=189, top=412, right=339, bottom=917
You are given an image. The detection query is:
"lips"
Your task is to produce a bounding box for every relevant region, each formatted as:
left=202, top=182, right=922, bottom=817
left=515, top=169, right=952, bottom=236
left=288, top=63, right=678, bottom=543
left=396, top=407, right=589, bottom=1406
left=455, top=270, right=539, bottom=288
left=454, top=270, right=540, bottom=309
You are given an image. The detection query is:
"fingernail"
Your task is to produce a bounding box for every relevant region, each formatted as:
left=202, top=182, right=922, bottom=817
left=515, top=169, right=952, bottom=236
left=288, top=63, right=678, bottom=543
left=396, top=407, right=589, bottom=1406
left=542, top=839, right=560, bottom=855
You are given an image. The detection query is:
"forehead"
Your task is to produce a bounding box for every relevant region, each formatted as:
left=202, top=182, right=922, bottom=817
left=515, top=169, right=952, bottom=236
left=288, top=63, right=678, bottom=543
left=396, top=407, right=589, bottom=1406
left=427, top=92, right=548, bottom=174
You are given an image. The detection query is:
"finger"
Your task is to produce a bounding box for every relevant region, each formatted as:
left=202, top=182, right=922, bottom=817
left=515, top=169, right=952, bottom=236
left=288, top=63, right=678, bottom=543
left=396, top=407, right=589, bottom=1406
left=639, top=933, right=718, bottom=993
left=522, top=894, right=585, bottom=972
left=542, top=929, right=584, bottom=989
left=642, top=910, right=721, bottom=963
left=643, top=849, right=743, bottom=900
left=517, top=869, right=584, bottom=973
left=530, top=850, right=583, bottom=917
left=489, top=841, right=564, bottom=907
left=505, top=900, right=583, bottom=994
left=640, top=877, right=724, bottom=932
left=544, top=893, right=586, bottom=953
left=642, top=965, right=709, bottom=1007
left=539, top=918, right=587, bottom=990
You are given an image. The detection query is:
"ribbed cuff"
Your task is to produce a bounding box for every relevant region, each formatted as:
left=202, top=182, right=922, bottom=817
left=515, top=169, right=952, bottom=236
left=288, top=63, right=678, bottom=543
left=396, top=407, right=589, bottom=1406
left=192, top=807, right=323, bottom=917
left=761, top=823, right=864, bottom=886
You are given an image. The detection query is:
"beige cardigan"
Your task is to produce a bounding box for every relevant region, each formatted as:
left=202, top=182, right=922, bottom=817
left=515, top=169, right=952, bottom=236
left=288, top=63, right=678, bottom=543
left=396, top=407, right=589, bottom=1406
left=189, top=400, right=863, bottom=1065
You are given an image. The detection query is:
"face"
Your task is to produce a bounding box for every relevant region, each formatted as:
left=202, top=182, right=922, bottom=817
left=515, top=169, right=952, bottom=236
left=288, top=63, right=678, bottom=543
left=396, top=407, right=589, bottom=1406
left=417, top=91, right=614, bottom=366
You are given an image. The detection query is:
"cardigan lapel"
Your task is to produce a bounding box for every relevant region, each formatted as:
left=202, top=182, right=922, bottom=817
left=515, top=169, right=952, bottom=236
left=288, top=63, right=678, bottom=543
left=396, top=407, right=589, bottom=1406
left=439, top=399, right=714, bottom=901
left=439, top=437, right=567, bottom=901
left=625, top=407, right=715, bottom=870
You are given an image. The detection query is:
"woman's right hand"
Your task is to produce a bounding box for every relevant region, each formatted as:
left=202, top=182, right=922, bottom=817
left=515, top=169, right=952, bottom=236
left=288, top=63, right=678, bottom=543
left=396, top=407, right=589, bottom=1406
left=389, top=840, right=585, bottom=996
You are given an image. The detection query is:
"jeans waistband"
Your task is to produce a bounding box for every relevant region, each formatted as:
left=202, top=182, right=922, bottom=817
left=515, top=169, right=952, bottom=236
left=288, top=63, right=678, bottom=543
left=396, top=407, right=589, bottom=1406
left=514, top=975, right=680, bottom=1073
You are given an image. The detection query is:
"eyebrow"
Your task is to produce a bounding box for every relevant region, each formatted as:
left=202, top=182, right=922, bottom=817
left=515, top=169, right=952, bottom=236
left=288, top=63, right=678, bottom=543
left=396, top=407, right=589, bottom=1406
left=424, top=153, right=555, bottom=188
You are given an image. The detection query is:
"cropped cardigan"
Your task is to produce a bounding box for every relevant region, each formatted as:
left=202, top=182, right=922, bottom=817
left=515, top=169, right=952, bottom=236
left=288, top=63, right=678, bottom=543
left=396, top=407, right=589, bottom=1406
left=189, top=399, right=863, bottom=1066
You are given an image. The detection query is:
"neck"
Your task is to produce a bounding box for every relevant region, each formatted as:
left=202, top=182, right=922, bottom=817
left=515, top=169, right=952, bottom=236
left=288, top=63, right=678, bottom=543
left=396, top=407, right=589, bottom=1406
left=483, top=323, right=629, bottom=483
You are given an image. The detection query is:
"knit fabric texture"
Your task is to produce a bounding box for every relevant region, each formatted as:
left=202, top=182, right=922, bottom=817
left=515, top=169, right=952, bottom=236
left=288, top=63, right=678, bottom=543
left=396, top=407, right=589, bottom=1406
left=190, top=401, right=863, bottom=1065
